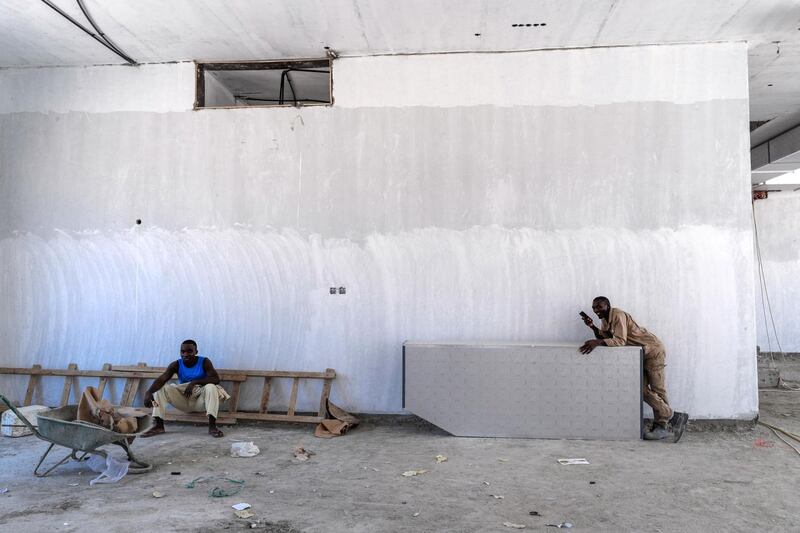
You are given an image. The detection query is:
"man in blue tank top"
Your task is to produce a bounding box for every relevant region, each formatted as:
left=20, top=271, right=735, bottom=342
left=142, top=339, right=230, bottom=438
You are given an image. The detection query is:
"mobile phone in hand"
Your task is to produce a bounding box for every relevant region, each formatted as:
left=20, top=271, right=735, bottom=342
left=579, top=311, right=590, bottom=320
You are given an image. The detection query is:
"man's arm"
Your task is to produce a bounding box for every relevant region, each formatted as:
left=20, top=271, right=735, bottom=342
left=581, top=314, right=611, bottom=340
left=144, top=361, right=179, bottom=408
left=592, top=325, right=611, bottom=340
left=579, top=312, right=618, bottom=354
left=602, top=312, right=628, bottom=347
left=579, top=338, right=605, bottom=354
left=181, top=359, right=221, bottom=398
left=196, top=358, right=221, bottom=386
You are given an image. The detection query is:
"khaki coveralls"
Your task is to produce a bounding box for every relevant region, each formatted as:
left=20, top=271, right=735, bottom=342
left=151, top=382, right=230, bottom=419
left=599, top=308, right=673, bottom=427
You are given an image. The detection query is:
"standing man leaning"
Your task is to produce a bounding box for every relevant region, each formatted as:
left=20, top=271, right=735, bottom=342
left=579, top=296, right=688, bottom=442
left=142, top=339, right=230, bottom=438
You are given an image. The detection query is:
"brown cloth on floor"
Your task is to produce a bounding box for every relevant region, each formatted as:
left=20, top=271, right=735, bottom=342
left=77, top=386, right=143, bottom=434
left=314, top=399, right=359, bottom=438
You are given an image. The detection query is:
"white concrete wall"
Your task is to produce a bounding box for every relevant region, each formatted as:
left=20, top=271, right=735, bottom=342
left=753, top=191, right=800, bottom=353
left=334, top=44, right=746, bottom=108
left=0, top=42, right=757, bottom=418
left=0, top=63, right=195, bottom=113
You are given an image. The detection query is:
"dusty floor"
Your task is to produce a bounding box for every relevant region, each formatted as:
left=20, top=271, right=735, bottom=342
left=1, top=385, right=799, bottom=533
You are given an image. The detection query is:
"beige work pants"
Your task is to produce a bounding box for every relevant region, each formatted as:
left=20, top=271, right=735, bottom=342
left=152, top=383, right=228, bottom=419
left=643, top=344, right=673, bottom=427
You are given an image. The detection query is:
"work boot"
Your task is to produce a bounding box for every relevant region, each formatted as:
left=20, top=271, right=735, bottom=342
left=670, top=411, right=689, bottom=443
left=643, top=425, right=671, bottom=440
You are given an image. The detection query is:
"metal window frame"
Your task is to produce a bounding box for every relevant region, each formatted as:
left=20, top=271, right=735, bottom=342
left=194, top=59, right=333, bottom=110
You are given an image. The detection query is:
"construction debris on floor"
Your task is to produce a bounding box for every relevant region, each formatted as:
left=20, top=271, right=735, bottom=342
left=230, top=442, right=260, bottom=457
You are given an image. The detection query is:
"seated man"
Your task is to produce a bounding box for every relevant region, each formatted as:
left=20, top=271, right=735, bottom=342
left=579, top=296, right=688, bottom=442
left=142, top=339, right=229, bottom=438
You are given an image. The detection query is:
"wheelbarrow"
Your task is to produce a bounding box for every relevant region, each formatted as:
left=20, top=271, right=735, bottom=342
left=0, top=394, right=153, bottom=477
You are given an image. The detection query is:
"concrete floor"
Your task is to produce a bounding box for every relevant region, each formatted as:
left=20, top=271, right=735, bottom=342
left=1, top=389, right=799, bottom=533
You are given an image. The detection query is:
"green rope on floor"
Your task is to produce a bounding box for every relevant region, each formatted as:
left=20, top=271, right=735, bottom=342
left=185, top=476, right=245, bottom=497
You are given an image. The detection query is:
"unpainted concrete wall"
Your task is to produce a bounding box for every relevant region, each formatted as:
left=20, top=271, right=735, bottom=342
left=0, top=43, right=757, bottom=417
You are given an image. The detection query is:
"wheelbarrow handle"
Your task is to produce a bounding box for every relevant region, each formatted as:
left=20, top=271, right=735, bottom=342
left=0, top=394, right=41, bottom=437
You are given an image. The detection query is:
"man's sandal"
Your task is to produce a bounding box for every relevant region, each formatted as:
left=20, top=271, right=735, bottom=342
left=141, top=426, right=165, bottom=438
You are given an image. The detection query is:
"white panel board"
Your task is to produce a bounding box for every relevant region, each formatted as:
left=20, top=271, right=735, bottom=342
left=403, top=342, right=643, bottom=440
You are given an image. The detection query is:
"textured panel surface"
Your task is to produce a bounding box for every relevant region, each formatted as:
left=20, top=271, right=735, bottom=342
left=404, top=342, right=642, bottom=440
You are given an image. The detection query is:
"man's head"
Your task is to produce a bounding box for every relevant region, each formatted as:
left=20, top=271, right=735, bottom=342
left=591, top=296, right=611, bottom=320
left=180, top=339, right=198, bottom=364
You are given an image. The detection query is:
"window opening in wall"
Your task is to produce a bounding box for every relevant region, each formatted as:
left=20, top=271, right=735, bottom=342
left=195, top=59, right=331, bottom=109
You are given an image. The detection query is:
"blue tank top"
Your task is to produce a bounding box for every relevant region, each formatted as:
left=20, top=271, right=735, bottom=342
left=178, top=356, right=206, bottom=384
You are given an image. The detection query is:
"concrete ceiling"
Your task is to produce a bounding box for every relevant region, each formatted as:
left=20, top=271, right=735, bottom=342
left=1, top=1, right=799, bottom=130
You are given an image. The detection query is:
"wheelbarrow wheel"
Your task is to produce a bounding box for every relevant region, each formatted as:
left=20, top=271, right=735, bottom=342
left=127, top=458, right=153, bottom=473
